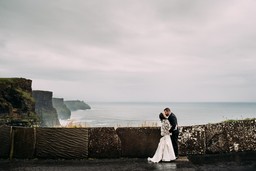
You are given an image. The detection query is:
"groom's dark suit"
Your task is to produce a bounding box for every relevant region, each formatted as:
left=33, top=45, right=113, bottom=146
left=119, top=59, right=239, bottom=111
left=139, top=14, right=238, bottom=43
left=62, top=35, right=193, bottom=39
left=168, top=113, right=179, bottom=157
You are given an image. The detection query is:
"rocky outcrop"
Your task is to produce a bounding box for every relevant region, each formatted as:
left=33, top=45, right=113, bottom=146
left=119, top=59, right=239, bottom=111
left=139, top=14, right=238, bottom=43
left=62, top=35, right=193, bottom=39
left=52, top=98, right=71, bottom=120
left=64, top=100, right=91, bottom=111
left=0, top=78, right=38, bottom=126
left=32, top=90, right=60, bottom=127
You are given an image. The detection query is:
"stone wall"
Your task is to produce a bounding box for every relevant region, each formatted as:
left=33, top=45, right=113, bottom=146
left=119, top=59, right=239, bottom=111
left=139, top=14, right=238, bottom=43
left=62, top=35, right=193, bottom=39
left=0, top=119, right=255, bottom=159
left=36, top=128, right=88, bottom=159
left=32, top=91, right=60, bottom=127
left=0, top=125, right=11, bottom=158
left=88, top=127, right=121, bottom=158
left=116, top=127, right=161, bottom=157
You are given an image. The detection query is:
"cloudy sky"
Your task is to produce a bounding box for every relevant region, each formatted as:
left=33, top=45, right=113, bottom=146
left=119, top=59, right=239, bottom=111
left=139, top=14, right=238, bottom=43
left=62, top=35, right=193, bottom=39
left=0, top=0, right=256, bottom=102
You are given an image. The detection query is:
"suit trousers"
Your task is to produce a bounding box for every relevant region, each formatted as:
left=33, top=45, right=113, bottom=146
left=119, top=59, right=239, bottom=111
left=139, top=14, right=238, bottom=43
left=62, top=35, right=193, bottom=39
left=171, top=130, right=179, bottom=157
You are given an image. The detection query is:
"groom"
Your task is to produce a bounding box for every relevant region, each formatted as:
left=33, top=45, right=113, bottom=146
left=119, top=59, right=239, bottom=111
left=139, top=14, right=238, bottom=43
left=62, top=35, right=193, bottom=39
left=164, top=107, right=179, bottom=158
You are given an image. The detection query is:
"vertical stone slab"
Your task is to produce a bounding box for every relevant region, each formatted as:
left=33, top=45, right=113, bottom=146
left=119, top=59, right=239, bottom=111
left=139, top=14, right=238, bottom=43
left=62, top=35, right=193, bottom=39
left=205, top=120, right=256, bottom=154
left=116, top=127, right=161, bottom=158
left=178, top=126, right=188, bottom=156
left=0, top=126, right=11, bottom=158
left=12, top=127, right=35, bottom=159
left=36, top=128, right=88, bottom=159
left=225, top=119, right=256, bottom=152
left=88, top=127, right=121, bottom=158
left=205, top=123, right=229, bottom=153
left=179, top=125, right=206, bottom=155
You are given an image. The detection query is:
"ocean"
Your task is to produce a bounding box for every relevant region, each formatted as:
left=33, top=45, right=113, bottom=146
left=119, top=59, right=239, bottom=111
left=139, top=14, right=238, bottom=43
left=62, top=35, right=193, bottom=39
left=62, top=102, right=256, bottom=127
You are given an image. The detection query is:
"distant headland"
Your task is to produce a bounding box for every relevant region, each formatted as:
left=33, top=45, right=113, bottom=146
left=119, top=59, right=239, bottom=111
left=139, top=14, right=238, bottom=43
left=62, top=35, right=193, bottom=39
left=0, top=77, right=91, bottom=127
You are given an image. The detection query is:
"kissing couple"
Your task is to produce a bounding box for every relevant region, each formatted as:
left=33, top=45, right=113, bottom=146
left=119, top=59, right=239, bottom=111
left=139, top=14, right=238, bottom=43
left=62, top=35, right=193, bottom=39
left=148, top=107, right=179, bottom=163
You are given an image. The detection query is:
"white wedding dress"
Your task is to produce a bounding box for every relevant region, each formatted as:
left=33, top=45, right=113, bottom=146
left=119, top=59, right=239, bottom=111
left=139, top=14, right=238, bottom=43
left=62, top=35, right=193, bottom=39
left=148, top=119, right=176, bottom=163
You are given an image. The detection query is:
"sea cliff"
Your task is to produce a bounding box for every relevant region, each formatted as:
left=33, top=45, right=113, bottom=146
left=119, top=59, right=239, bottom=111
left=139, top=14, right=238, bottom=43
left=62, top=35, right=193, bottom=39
left=52, top=98, right=71, bottom=120
left=64, top=100, right=91, bottom=111
left=32, top=90, right=60, bottom=127
left=0, top=78, right=38, bottom=126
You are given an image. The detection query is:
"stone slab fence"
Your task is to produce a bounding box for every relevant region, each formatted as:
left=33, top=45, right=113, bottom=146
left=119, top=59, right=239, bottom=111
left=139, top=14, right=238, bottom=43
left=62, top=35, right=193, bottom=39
left=0, top=119, right=255, bottom=159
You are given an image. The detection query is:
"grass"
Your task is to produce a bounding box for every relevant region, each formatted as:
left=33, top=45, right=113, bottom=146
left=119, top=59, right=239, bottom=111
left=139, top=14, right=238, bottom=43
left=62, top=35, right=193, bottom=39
left=15, top=88, right=35, bottom=102
left=63, top=120, right=90, bottom=128
left=222, top=118, right=256, bottom=123
left=61, top=120, right=160, bottom=128
left=0, top=78, right=16, bottom=83
left=139, top=121, right=159, bottom=127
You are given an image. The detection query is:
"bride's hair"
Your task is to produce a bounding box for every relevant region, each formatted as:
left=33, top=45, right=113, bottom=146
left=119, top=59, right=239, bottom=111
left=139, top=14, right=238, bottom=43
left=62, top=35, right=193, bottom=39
left=159, top=113, right=166, bottom=121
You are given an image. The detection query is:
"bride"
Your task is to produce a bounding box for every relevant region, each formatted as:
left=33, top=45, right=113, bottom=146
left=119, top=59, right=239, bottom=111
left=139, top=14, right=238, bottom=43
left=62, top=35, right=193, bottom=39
left=148, top=113, right=176, bottom=163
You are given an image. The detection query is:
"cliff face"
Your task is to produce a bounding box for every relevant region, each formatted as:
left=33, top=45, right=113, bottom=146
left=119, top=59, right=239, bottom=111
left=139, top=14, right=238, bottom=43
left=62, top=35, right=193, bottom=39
left=52, top=98, right=71, bottom=120
left=64, top=100, right=91, bottom=111
left=0, top=78, right=38, bottom=126
left=32, top=91, right=60, bottom=127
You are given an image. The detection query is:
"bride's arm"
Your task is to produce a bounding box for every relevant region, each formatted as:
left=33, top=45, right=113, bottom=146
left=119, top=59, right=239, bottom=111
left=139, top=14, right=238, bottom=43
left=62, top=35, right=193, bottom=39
left=161, top=120, right=171, bottom=136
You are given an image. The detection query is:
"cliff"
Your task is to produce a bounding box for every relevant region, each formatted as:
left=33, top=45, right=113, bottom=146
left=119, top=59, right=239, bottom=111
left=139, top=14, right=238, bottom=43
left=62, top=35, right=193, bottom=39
left=64, top=100, right=91, bottom=111
left=32, top=90, right=60, bottom=127
left=0, top=78, right=38, bottom=126
left=52, top=98, right=71, bottom=120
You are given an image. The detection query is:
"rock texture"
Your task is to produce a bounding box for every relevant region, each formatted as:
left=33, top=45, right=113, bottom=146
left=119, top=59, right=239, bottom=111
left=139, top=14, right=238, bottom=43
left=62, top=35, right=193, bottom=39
left=32, top=90, right=60, bottom=127
left=12, top=127, right=35, bottom=159
left=206, top=120, right=256, bottom=154
left=88, top=127, right=121, bottom=158
left=0, top=78, right=38, bottom=126
left=0, top=125, right=11, bottom=158
left=52, top=98, right=71, bottom=120
left=36, top=128, right=88, bottom=159
left=64, top=100, right=91, bottom=111
left=179, top=125, right=206, bottom=155
left=116, top=127, right=161, bottom=158
left=205, top=123, right=229, bottom=153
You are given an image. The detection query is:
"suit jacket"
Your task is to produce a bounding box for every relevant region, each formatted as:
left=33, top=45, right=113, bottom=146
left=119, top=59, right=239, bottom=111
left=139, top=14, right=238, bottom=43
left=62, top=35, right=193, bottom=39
left=168, top=113, right=179, bottom=133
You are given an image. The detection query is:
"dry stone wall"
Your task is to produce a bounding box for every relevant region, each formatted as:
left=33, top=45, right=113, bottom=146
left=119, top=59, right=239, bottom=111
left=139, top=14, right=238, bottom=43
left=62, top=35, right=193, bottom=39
left=0, top=119, right=255, bottom=159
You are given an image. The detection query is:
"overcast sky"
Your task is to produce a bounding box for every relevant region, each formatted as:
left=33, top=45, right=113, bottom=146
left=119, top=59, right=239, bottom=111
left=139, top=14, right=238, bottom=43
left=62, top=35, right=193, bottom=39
left=0, top=0, right=256, bottom=102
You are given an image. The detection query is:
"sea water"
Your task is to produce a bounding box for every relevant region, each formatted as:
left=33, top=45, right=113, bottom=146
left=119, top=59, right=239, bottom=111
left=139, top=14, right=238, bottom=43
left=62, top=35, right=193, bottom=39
left=62, top=102, right=256, bottom=127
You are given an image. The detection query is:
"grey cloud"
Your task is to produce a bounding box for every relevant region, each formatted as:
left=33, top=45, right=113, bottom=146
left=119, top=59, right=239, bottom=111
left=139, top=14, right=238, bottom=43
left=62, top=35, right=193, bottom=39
left=0, top=0, right=122, bottom=46
left=1, top=0, right=256, bottom=101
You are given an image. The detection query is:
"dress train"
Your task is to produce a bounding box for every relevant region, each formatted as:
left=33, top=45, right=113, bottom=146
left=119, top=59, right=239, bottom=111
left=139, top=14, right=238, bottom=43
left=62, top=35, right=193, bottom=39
left=148, top=135, right=176, bottom=163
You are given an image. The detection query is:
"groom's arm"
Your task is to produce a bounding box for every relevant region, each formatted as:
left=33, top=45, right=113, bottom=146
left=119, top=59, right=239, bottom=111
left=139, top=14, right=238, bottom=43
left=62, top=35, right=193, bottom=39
left=168, top=114, right=177, bottom=133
